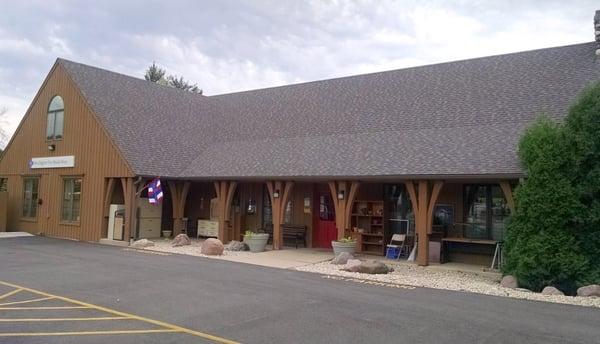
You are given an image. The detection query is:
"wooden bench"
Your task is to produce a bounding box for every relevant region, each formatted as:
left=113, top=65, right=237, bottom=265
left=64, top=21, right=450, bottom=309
left=282, top=224, right=307, bottom=248
left=258, top=224, right=307, bottom=248
left=441, top=237, right=498, bottom=267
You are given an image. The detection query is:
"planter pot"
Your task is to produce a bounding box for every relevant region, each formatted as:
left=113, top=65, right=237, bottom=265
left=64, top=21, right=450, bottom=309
left=243, top=233, right=269, bottom=253
left=162, top=230, right=173, bottom=238
left=331, top=241, right=357, bottom=256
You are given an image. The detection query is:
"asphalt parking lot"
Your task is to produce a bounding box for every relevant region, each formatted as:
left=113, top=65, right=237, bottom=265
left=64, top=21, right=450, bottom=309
left=0, top=280, right=236, bottom=343
left=1, top=236, right=599, bottom=344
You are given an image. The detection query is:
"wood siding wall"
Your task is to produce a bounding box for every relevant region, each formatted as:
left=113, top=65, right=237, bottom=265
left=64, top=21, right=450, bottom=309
left=0, top=63, right=132, bottom=241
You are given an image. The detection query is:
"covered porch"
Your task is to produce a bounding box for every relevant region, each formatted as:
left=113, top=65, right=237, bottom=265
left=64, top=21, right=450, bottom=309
left=136, top=178, right=516, bottom=267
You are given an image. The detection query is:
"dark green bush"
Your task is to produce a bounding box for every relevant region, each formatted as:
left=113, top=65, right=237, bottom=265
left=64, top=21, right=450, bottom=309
left=504, top=82, right=600, bottom=294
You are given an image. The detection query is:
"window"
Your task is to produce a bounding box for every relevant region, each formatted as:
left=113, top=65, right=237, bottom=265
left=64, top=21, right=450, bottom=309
left=22, top=177, right=39, bottom=218
left=262, top=187, right=293, bottom=226
left=464, top=185, right=510, bottom=240
left=46, top=95, right=64, bottom=140
left=61, top=178, right=82, bottom=223
left=0, top=178, right=7, bottom=192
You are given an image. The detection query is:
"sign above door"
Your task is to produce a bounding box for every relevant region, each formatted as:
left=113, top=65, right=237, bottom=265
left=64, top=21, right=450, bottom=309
left=29, top=156, right=75, bottom=169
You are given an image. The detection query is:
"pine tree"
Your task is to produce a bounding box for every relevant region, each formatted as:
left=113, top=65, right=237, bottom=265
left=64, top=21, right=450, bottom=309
left=144, top=62, right=166, bottom=83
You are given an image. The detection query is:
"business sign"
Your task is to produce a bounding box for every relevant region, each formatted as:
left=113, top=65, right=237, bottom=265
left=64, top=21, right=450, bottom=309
left=29, top=156, right=75, bottom=169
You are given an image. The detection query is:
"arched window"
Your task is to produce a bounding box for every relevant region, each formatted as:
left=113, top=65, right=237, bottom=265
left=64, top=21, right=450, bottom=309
left=46, top=95, right=64, bottom=140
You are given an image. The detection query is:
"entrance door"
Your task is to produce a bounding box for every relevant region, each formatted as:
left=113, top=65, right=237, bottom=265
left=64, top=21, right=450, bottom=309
left=313, top=190, right=336, bottom=248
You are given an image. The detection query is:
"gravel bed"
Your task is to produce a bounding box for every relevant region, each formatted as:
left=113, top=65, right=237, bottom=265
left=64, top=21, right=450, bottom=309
left=142, top=238, right=253, bottom=258
left=296, top=261, right=600, bottom=308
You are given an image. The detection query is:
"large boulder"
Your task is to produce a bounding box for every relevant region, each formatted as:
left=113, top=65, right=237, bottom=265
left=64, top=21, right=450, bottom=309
left=224, top=240, right=248, bottom=251
left=356, top=260, right=392, bottom=274
left=130, top=239, right=154, bottom=248
left=343, top=259, right=363, bottom=272
left=332, top=252, right=354, bottom=265
left=541, top=286, right=564, bottom=296
left=171, top=234, right=191, bottom=247
left=200, top=238, right=224, bottom=256
left=577, top=284, right=600, bottom=297
left=500, top=275, right=518, bottom=289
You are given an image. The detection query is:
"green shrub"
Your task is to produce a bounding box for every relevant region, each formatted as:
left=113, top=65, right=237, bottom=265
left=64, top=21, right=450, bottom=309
left=503, top=119, right=588, bottom=293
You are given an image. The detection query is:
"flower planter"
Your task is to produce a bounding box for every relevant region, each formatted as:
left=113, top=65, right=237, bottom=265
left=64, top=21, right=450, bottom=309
left=331, top=240, right=357, bottom=256
left=162, top=230, right=173, bottom=238
left=243, top=233, right=269, bottom=253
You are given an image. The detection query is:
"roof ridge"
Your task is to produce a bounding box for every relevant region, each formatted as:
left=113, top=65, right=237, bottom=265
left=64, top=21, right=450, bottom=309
left=208, top=41, right=595, bottom=98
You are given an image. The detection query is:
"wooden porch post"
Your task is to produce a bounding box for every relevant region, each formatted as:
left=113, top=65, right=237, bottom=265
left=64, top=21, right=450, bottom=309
left=499, top=181, right=515, bottom=212
left=266, top=181, right=294, bottom=250
left=168, top=181, right=191, bottom=236
left=328, top=181, right=360, bottom=240
left=214, top=181, right=237, bottom=243
left=120, top=177, right=135, bottom=243
left=405, top=180, right=444, bottom=266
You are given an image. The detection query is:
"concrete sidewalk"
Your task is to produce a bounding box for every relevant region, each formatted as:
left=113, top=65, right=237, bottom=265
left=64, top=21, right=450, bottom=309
left=219, top=248, right=334, bottom=269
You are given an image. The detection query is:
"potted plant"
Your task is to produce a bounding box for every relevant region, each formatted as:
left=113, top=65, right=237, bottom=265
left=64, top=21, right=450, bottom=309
left=331, top=236, right=357, bottom=256
left=162, top=229, right=173, bottom=238
left=243, top=230, right=269, bottom=252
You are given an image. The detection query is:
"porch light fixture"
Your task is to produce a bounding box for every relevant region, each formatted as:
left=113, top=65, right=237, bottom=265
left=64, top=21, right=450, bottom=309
left=273, top=189, right=280, bottom=198
left=337, top=190, right=345, bottom=200
left=47, top=144, right=56, bottom=151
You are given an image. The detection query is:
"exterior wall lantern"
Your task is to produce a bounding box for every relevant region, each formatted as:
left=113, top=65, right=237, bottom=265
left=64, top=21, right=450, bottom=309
left=47, top=144, right=56, bottom=151
left=273, top=189, right=280, bottom=198
left=247, top=198, right=257, bottom=215
left=337, top=190, right=345, bottom=200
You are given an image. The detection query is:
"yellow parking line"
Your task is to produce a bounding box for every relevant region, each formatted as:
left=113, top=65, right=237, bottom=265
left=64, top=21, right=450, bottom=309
left=0, top=288, right=22, bottom=300
left=0, top=296, right=54, bottom=306
left=0, top=280, right=240, bottom=343
left=0, top=316, right=130, bottom=322
left=0, top=329, right=181, bottom=337
left=0, top=306, right=89, bottom=310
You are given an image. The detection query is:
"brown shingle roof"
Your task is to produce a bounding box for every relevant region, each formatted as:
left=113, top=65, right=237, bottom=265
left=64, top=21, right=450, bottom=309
left=59, top=42, right=600, bottom=179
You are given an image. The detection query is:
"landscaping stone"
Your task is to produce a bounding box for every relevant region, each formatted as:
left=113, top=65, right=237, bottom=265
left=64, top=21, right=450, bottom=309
left=577, top=284, right=600, bottom=297
left=343, top=259, right=362, bottom=272
left=224, top=240, right=249, bottom=251
left=331, top=252, right=354, bottom=265
left=130, top=239, right=154, bottom=248
left=171, top=234, right=191, bottom=247
left=500, top=275, right=518, bottom=289
left=200, top=238, right=224, bottom=256
left=357, top=260, right=392, bottom=274
left=515, top=288, right=533, bottom=293
left=541, top=286, right=564, bottom=296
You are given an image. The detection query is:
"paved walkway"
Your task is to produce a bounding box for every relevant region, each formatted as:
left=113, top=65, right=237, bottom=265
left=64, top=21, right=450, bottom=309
left=219, top=248, right=334, bottom=269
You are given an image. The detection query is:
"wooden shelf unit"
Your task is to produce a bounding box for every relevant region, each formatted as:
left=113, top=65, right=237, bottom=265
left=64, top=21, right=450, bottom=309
left=351, top=200, right=385, bottom=255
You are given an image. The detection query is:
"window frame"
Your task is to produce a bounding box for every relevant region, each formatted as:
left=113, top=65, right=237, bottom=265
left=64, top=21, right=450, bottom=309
left=0, top=177, right=7, bottom=192
left=61, top=177, right=82, bottom=224
left=46, top=95, right=64, bottom=141
left=21, top=177, right=39, bottom=220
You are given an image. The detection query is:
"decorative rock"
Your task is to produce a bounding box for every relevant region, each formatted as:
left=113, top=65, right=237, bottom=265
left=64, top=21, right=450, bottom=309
left=515, top=288, right=533, bottom=293
left=500, top=275, right=518, bottom=289
left=357, top=260, right=392, bottom=274
left=200, top=238, right=224, bottom=256
left=130, top=239, right=154, bottom=248
left=577, top=284, right=600, bottom=297
left=331, top=252, right=354, bottom=265
left=224, top=240, right=248, bottom=251
left=343, top=259, right=362, bottom=272
left=541, top=286, right=564, bottom=296
left=171, top=234, right=191, bottom=247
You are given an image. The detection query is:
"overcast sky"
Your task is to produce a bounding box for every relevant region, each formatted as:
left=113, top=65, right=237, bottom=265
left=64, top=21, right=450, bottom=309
left=0, top=1, right=598, bottom=143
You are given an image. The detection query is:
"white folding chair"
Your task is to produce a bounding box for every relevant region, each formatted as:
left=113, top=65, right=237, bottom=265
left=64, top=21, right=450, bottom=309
left=386, top=234, right=407, bottom=260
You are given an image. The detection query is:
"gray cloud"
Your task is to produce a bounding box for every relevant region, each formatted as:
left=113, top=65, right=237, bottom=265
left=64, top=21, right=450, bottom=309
left=0, top=0, right=598, bottom=143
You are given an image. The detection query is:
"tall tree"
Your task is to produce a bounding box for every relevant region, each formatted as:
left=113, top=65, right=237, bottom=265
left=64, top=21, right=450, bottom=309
left=144, top=62, right=166, bottom=83
left=0, top=107, right=9, bottom=150
left=144, top=63, right=202, bottom=94
left=167, top=75, right=202, bottom=94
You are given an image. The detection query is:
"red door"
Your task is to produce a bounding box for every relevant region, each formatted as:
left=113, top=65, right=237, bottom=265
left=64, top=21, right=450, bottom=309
left=313, top=191, right=337, bottom=248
